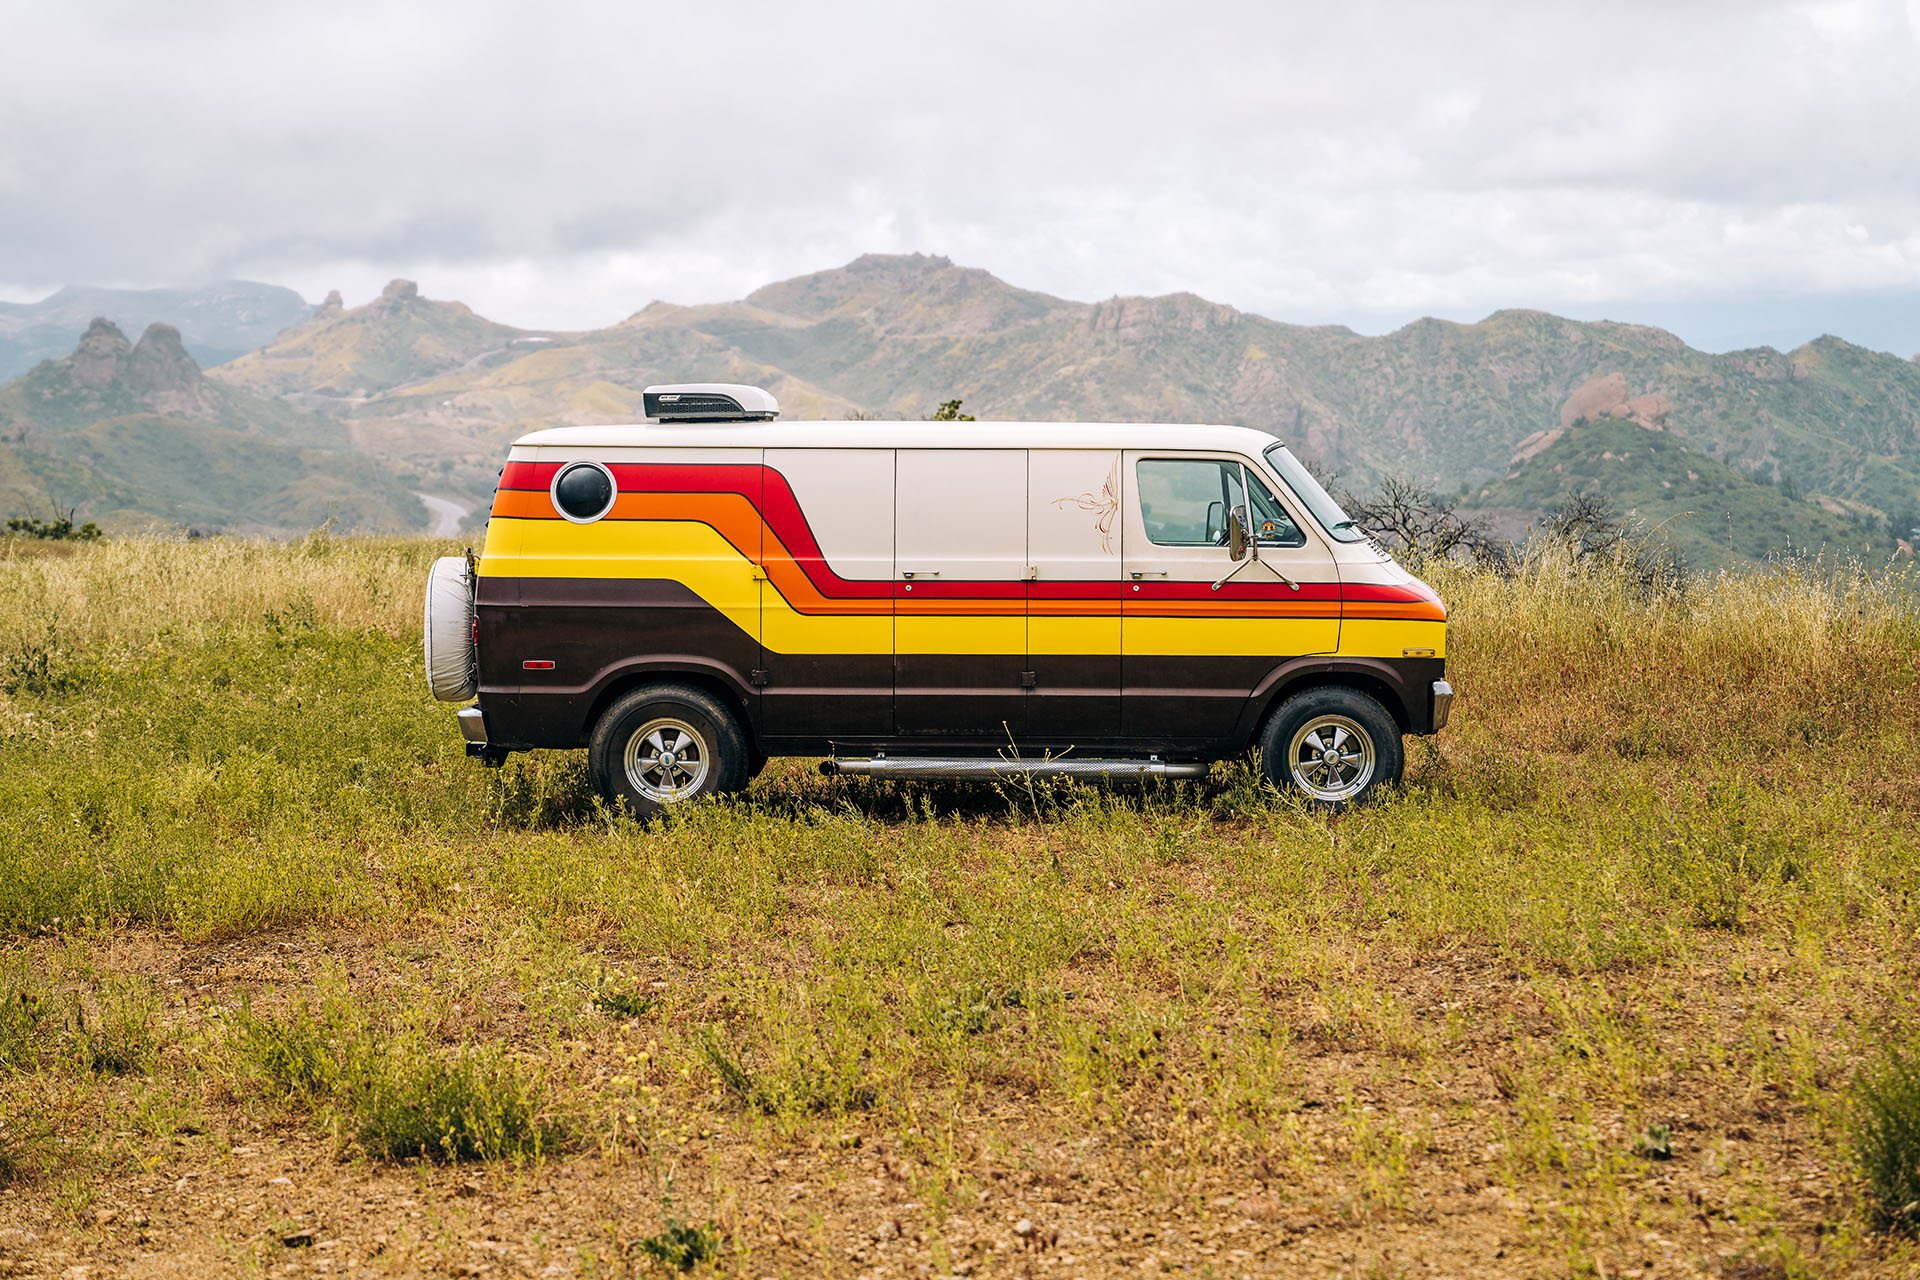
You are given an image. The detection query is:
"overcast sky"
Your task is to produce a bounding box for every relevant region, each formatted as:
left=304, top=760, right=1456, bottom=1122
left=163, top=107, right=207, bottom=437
left=3, top=0, right=1919, bottom=353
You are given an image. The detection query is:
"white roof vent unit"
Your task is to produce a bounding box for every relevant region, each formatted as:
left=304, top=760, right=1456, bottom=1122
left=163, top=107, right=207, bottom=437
left=642, top=383, right=779, bottom=423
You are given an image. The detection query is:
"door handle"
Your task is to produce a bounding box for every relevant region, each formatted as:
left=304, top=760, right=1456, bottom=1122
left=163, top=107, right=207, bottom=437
left=901, top=570, right=941, bottom=580
left=1128, top=570, right=1168, bottom=580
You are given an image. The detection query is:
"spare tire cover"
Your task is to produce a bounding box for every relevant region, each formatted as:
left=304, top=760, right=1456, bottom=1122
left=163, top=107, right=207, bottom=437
left=423, top=555, right=477, bottom=702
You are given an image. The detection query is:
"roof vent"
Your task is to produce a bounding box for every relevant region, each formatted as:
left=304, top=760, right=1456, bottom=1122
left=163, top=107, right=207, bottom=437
left=642, top=383, right=779, bottom=423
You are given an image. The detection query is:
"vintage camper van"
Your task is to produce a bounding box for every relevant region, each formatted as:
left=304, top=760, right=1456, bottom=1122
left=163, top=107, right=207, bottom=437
left=423, top=384, right=1451, bottom=814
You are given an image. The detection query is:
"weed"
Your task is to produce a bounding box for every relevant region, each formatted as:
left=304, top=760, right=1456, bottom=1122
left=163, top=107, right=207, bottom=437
left=231, top=992, right=562, bottom=1162
left=1636, top=1123, right=1674, bottom=1161
left=631, top=1216, right=724, bottom=1271
left=1850, top=1038, right=1920, bottom=1236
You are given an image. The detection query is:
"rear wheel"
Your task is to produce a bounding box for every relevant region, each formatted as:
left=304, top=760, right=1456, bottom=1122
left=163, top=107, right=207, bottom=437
left=1258, top=686, right=1402, bottom=809
left=588, top=683, right=751, bottom=818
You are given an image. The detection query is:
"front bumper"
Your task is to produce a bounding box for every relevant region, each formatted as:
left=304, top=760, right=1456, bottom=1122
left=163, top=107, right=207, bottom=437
left=1431, top=680, right=1454, bottom=731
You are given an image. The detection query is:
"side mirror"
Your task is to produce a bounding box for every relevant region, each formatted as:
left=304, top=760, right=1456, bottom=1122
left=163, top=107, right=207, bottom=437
left=1228, top=505, right=1250, bottom=561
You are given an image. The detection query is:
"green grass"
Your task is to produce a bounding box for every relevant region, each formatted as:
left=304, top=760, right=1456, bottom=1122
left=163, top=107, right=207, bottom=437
left=1852, top=1040, right=1920, bottom=1237
left=2, top=537, right=1919, bottom=1272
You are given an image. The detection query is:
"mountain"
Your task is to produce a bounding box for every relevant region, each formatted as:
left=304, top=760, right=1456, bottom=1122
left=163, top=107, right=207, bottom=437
left=0, top=281, right=313, bottom=381
left=1468, top=416, right=1886, bottom=571
left=213, top=279, right=549, bottom=400
left=210, top=255, right=1920, bottom=542
left=0, top=319, right=425, bottom=534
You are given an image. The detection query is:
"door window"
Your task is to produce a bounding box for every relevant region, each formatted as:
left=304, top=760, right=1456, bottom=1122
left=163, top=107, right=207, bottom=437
left=1135, top=459, right=1304, bottom=548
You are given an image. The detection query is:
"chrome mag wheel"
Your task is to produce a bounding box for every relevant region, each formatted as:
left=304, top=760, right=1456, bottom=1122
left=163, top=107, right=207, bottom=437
left=1287, top=713, right=1376, bottom=803
left=622, top=717, right=710, bottom=803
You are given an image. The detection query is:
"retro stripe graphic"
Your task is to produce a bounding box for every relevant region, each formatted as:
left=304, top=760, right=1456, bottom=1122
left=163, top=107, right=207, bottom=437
left=477, top=460, right=1445, bottom=658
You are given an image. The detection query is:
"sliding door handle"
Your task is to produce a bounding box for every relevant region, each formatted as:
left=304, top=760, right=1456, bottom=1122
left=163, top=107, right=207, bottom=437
left=1128, top=570, right=1168, bottom=580
left=901, top=570, right=941, bottom=580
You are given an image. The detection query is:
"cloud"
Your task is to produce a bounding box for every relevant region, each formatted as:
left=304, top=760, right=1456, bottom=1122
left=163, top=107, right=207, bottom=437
left=2, top=0, right=1917, bottom=338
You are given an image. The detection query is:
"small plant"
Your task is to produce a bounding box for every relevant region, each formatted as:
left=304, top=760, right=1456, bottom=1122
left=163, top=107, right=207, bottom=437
left=590, top=972, right=658, bottom=1020
left=1636, top=1123, right=1674, bottom=1160
left=632, top=1216, right=724, bottom=1271
left=1851, top=1039, right=1920, bottom=1236
left=355, top=1041, right=557, bottom=1162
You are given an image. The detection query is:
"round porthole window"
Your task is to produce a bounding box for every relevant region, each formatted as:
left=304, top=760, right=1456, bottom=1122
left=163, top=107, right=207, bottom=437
left=550, top=461, right=616, bottom=523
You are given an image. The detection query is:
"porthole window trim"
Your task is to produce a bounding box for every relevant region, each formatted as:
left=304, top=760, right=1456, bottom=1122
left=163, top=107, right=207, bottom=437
left=550, top=460, right=618, bottom=524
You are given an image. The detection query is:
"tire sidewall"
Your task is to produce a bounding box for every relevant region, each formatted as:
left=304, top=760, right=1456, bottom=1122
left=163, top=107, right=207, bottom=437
left=588, top=684, right=750, bottom=818
left=1258, top=686, right=1404, bottom=809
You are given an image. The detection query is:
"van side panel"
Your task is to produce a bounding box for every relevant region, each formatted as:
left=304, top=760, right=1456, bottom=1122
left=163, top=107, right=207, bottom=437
left=760, top=449, right=895, bottom=737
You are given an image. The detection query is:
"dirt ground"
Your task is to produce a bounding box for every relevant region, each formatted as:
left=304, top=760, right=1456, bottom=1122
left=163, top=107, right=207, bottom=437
left=0, top=921, right=1898, bottom=1280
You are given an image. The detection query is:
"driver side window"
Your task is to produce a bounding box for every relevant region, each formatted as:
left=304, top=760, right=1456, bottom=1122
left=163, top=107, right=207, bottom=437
left=1136, top=458, right=1306, bottom=547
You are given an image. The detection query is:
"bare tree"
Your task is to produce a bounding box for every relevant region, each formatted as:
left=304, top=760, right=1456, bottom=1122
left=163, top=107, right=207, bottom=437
left=1342, top=475, right=1507, bottom=565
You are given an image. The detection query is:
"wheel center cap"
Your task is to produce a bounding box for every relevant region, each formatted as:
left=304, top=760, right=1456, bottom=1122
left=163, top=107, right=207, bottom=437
left=1321, top=749, right=1339, bottom=765
left=660, top=752, right=676, bottom=767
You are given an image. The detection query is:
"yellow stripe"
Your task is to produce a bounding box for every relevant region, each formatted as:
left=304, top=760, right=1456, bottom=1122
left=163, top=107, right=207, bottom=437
left=481, top=517, right=1450, bottom=660
left=1337, top=618, right=1447, bottom=659
left=1123, top=615, right=1339, bottom=658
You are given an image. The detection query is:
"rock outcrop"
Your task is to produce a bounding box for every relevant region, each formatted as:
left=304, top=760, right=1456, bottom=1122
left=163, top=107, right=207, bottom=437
left=127, top=323, right=209, bottom=414
left=69, top=317, right=133, bottom=388
left=1559, top=372, right=1672, bottom=432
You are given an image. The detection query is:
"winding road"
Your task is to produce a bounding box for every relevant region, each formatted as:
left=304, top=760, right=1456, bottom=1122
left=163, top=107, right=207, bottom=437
left=414, top=492, right=471, bottom=538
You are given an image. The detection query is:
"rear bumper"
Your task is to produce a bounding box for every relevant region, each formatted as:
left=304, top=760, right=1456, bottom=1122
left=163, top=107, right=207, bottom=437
left=457, top=705, right=488, bottom=746
left=1431, top=680, right=1454, bottom=732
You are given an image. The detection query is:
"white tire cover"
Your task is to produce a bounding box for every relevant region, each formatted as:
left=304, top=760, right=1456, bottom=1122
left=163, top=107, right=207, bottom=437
left=423, top=556, right=478, bottom=702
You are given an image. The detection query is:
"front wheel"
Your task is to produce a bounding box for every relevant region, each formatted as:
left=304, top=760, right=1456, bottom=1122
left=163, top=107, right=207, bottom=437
left=1258, top=686, right=1403, bottom=809
left=588, top=683, right=751, bottom=818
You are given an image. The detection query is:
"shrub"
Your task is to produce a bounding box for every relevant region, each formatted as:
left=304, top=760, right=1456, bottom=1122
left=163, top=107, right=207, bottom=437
left=1851, top=1038, right=1920, bottom=1236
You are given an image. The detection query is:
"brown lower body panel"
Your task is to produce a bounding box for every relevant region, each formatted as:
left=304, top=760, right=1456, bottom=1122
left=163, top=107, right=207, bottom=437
left=473, top=577, right=1444, bottom=755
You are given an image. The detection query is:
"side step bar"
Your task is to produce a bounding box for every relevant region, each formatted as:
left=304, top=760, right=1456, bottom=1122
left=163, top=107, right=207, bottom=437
left=820, top=755, right=1210, bottom=781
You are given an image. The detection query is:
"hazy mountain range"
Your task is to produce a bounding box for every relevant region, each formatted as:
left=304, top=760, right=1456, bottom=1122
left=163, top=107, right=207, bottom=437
left=2, top=253, right=1916, bottom=564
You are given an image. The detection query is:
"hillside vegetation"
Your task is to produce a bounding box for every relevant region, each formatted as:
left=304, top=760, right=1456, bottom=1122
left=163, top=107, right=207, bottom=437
left=0, top=319, right=425, bottom=533
left=1471, top=417, right=1887, bottom=570
left=1, top=536, right=1917, bottom=1276
left=204, top=255, right=1920, bottom=536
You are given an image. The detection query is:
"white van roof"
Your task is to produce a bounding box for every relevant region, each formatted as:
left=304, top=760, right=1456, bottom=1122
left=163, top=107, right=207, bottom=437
left=511, top=421, right=1286, bottom=454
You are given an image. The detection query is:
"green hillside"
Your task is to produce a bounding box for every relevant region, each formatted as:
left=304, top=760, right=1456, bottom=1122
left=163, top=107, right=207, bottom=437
left=1470, top=417, right=1884, bottom=570
left=214, top=279, right=546, bottom=399
left=0, top=319, right=424, bottom=533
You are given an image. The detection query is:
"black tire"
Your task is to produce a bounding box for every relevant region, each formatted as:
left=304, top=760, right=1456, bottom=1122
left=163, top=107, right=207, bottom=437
left=1257, top=686, right=1403, bottom=809
left=588, top=683, right=751, bottom=818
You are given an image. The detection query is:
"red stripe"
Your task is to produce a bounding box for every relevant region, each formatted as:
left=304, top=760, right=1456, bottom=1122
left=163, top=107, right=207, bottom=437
left=496, top=460, right=1417, bottom=617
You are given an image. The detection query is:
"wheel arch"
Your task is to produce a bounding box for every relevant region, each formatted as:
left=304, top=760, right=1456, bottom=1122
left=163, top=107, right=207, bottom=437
left=1235, top=657, right=1416, bottom=749
left=580, top=661, right=757, bottom=747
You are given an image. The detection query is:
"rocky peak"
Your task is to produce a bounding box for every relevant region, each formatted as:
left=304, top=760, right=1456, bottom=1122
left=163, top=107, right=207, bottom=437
left=127, top=323, right=207, bottom=411
left=378, top=279, right=419, bottom=306
left=70, top=317, right=133, bottom=388
left=316, top=289, right=345, bottom=319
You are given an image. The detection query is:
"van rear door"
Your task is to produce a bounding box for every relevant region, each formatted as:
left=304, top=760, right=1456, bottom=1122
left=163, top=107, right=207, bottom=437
left=1119, top=452, right=1340, bottom=744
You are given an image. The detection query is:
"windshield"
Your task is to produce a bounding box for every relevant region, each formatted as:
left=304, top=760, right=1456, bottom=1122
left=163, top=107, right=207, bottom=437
left=1263, top=443, right=1367, bottom=542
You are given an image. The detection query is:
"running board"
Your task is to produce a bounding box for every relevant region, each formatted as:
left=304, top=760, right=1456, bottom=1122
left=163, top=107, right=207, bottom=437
left=820, top=755, right=1210, bottom=781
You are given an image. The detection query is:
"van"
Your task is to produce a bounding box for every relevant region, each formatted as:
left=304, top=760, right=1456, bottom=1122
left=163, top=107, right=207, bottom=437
left=423, top=383, right=1451, bottom=813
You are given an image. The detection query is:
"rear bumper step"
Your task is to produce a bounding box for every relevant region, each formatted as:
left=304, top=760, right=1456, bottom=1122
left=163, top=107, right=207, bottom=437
left=820, top=755, right=1210, bottom=782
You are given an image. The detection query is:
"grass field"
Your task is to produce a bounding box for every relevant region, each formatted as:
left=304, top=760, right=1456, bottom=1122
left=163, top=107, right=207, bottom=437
left=1, top=534, right=1918, bottom=1278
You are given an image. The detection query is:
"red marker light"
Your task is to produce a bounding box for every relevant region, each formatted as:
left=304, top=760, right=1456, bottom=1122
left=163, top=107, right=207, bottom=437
left=522, top=660, right=555, bottom=670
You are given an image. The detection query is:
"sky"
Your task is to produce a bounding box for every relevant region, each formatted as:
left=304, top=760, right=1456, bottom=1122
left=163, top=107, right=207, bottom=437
left=3, top=0, right=1919, bottom=355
